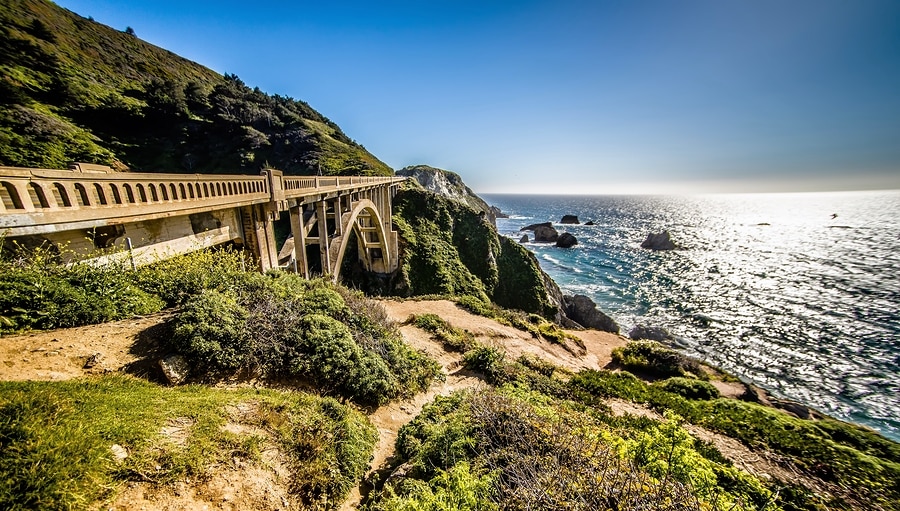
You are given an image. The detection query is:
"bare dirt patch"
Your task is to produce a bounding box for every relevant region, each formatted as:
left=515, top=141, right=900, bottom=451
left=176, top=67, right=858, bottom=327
left=0, top=312, right=172, bottom=382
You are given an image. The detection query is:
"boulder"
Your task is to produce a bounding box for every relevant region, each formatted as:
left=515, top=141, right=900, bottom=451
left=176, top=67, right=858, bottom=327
left=564, top=295, right=619, bottom=333
left=556, top=232, right=578, bottom=248
left=519, top=234, right=529, bottom=243
left=640, top=230, right=677, bottom=251
left=560, top=214, right=580, bottom=224
left=83, top=352, right=102, bottom=369
left=628, top=324, right=674, bottom=343
left=533, top=225, right=559, bottom=243
left=159, top=354, right=190, bottom=385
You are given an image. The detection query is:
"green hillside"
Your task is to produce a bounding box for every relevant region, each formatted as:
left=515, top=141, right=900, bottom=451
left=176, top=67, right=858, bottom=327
left=0, top=0, right=391, bottom=175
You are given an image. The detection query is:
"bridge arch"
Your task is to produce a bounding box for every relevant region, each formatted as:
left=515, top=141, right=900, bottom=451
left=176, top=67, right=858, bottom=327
left=330, top=198, right=391, bottom=281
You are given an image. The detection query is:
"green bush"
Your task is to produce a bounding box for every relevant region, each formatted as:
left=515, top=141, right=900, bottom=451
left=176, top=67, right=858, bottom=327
left=131, top=248, right=257, bottom=306
left=166, top=274, right=438, bottom=405
left=381, top=388, right=763, bottom=511
left=611, top=340, right=704, bottom=379
left=656, top=377, right=721, bottom=400
left=293, top=314, right=397, bottom=405
left=462, top=345, right=505, bottom=377
left=169, top=290, right=250, bottom=373
left=411, top=313, right=477, bottom=352
left=370, top=462, right=498, bottom=511
left=454, top=295, right=494, bottom=317
left=0, top=260, right=163, bottom=333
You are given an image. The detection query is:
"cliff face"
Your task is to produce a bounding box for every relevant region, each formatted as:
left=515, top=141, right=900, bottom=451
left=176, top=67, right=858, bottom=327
left=396, top=165, right=498, bottom=225
left=377, top=169, right=569, bottom=322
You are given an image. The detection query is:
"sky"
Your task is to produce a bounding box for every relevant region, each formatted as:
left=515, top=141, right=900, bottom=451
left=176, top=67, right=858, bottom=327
left=54, top=0, right=900, bottom=194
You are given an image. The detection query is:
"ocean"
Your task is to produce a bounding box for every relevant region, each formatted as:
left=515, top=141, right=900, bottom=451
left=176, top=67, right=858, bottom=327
left=482, top=191, right=900, bottom=441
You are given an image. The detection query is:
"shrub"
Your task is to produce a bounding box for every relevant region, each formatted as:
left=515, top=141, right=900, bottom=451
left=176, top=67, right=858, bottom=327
left=0, top=260, right=163, bottom=333
left=462, top=345, right=505, bottom=378
left=411, top=313, right=477, bottom=352
left=165, top=274, right=440, bottom=404
left=169, top=290, right=249, bottom=373
left=454, top=295, right=494, bottom=317
left=657, top=377, right=721, bottom=400
left=612, top=340, right=705, bottom=379
left=131, top=248, right=257, bottom=305
left=371, top=462, right=498, bottom=511
left=292, top=314, right=397, bottom=405
left=382, top=388, right=761, bottom=511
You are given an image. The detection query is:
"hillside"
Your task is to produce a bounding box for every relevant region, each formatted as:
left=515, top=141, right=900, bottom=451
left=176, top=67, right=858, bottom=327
left=0, top=0, right=391, bottom=175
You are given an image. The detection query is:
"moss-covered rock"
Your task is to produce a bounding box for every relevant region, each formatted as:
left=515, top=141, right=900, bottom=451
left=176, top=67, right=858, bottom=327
left=387, top=186, right=560, bottom=319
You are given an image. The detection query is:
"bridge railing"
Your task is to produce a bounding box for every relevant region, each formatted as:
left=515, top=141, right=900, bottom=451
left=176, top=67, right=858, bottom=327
left=0, top=166, right=406, bottom=236
left=0, top=166, right=271, bottom=235
left=282, top=175, right=406, bottom=194
left=0, top=167, right=269, bottom=212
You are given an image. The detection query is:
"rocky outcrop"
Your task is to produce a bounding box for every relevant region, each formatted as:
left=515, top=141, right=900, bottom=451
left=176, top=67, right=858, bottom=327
left=533, top=225, right=559, bottom=243
left=519, top=234, right=529, bottom=243
left=564, top=295, right=619, bottom=333
left=522, top=221, right=552, bottom=231
left=490, top=206, right=508, bottom=219
left=396, top=165, right=499, bottom=225
left=628, top=324, right=674, bottom=343
left=556, top=232, right=578, bottom=248
left=641, top=230, right=677, bottom=251
left=560, top=215, right=580, bottom=224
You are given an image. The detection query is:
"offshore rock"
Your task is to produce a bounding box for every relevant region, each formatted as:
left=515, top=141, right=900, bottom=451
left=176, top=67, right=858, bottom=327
left=159, top=354, right=190, bottom=385
left=522, top=221, right=552, bottom=231
left=556, top=232, right=578, bottom=248
left=519, top=234, right=529, bottom=243
left=560, top=214, right=580, bottom=224
left=564, top=295, right=619, bottom=333
left=533, top=225, right=559, bottom=243
left=584, top=220, right=595, bottom=226
left=641, top=230, right=677, bottom=250
left=397, top=165, right=499, bottom=225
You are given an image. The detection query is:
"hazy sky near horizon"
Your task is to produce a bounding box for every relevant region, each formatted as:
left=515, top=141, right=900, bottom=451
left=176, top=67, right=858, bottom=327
left=55, top=0, right=900, bottom=194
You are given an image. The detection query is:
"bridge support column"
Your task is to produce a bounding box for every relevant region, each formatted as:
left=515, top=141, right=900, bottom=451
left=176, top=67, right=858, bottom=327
left=241, top=204, right=278, bottom=272
left=316, top=200, right=332, bottom=276
left=289, top=204, right=309, bottom=278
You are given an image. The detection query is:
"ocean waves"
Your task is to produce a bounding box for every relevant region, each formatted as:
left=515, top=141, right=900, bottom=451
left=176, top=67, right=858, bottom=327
left=486, top=191, right=900, bottom=441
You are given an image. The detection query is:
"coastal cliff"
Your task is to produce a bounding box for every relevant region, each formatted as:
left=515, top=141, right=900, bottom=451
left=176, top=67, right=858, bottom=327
left=396, top=164, right=501, bottom=224
left=388, top=184, right=563, bottom=319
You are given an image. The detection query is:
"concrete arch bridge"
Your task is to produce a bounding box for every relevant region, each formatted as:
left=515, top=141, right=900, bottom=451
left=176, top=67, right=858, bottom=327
left=0, top=164, right=405, bottom=280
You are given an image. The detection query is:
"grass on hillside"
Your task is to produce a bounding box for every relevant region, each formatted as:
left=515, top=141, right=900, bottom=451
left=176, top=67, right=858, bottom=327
left=364, top=335, right=900, bottom=511
left=0, top=374, right=376, bottom=511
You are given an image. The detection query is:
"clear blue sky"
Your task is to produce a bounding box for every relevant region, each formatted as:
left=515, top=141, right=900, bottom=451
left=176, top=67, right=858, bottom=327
left=55, top=0, right=900, bottom=194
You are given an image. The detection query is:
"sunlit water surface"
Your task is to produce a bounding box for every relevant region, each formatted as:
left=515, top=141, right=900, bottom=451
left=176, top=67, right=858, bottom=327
left=484, top=191, right=900, bottom=441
